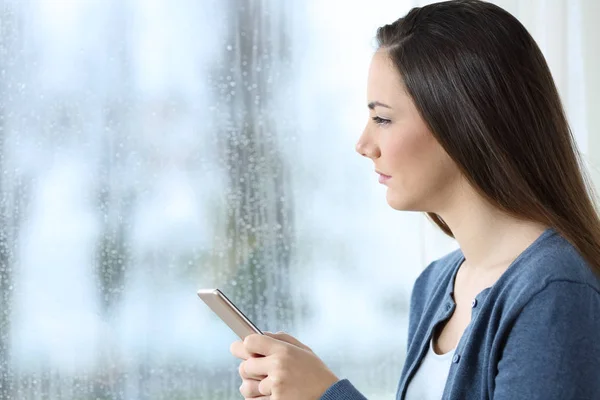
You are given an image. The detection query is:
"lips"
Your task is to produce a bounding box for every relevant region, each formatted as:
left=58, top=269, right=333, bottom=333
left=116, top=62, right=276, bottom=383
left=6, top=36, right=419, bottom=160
left=376, top=170, right=391, bottom=179
left=376, top=170, right=392, bottom=184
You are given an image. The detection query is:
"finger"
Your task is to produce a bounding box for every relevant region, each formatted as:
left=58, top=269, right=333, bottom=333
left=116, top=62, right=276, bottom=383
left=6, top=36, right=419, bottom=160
left=230, top=340, right=253, bottom=360
left=243, top=333, right=283, bottom=357
left=264, top=331, right=312, bottom=352
left=239, top=378, right=264, bottom=398
left=239, top=361, right=266, bottom=380
left=241, top=356, right=272, bottom=380
left=258, top=376, right=273, bottom=397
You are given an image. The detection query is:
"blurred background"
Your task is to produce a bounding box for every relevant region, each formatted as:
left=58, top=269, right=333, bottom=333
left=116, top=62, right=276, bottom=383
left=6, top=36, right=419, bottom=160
left=0, top=0, right=598, bottom=399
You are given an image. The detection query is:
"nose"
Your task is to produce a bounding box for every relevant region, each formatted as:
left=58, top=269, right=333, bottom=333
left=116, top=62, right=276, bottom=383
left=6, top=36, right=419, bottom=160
left=355, top=128, right=381, bottom=159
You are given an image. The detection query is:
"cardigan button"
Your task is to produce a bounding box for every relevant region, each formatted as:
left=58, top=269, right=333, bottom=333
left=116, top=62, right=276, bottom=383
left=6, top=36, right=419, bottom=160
left=471, top=299, right=478, bottom=308
left=452, top=354, right=461, bottom=363
left=445, top=302, right=452, bottom=311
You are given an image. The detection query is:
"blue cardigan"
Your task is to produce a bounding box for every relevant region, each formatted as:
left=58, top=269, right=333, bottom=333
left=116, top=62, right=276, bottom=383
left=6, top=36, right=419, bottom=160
left=320, top=227, right=600, bottom=399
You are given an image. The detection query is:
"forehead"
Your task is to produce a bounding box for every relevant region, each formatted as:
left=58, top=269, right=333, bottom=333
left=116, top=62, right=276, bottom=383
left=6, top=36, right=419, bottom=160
left=367, top=50, right=406, bottom=102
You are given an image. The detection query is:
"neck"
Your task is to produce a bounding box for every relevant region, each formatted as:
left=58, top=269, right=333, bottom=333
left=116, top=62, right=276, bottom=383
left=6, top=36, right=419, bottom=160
left=435, top=182, right=549, bottom=271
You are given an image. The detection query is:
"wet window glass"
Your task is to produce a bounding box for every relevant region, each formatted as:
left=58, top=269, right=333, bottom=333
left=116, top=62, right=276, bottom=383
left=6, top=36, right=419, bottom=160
left=0, top=0, right=594, bottom=399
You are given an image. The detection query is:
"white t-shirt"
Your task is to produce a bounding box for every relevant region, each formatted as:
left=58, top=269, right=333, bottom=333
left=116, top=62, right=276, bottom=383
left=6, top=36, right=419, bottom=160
left=404, top=337, right=456, bottom=400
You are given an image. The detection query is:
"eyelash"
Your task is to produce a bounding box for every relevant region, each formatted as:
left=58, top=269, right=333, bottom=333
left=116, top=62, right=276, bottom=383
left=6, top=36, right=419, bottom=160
left=372, top=116, right=391, bottom=126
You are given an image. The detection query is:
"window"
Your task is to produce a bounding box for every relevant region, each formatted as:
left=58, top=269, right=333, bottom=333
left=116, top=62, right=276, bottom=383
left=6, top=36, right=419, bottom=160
left=0, top=0, right=594, bottom=399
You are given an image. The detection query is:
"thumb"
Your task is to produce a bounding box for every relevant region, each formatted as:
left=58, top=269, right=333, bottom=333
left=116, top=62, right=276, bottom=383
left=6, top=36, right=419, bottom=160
left=263, top=331, right=313, bottom=352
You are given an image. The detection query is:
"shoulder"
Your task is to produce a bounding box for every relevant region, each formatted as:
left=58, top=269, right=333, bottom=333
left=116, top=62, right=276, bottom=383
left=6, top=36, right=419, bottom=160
left=492, top=237, right=600, bottom=395
left=483, top=230, right=600, bottom=342
left=493, top=248, right=600, bottom=399
left=499, top=230, right=600, bottom=305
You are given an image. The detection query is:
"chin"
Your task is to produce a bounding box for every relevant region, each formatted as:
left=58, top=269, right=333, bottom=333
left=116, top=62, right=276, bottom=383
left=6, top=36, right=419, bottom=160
left=385, top=189, right=420, bottom=211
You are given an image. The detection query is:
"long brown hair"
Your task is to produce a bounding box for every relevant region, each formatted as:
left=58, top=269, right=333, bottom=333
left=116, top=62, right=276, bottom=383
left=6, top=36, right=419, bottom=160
left=376, top=0, right=600, bottom=275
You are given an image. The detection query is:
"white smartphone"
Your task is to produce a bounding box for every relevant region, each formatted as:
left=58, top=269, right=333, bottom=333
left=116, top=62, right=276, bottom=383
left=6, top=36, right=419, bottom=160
left=197, top=288, right=263, bottom=340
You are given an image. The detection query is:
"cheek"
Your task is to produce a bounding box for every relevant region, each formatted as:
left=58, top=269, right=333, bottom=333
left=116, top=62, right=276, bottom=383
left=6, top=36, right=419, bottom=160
left=382, top=129, right=433, bottom=179
left=383, top=130, right=456, bottom=204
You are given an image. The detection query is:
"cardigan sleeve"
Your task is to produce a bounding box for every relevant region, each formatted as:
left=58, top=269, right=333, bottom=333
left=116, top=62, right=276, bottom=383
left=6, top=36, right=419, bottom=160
left=319, top=379, right=368, bottom=400
left=493, top=281, right=600, bottom=399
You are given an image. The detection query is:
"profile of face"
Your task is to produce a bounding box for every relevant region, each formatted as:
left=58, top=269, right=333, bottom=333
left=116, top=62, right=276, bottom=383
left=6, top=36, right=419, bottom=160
left=355, top=50, right=461, bottom=212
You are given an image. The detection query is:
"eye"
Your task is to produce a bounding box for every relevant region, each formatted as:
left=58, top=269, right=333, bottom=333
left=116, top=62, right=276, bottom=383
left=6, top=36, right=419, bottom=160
left=372, top=116, right=391, bottom=126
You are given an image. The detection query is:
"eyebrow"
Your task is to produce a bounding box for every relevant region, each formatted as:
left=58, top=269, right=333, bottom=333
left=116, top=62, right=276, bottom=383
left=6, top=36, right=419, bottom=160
left=368, top=101, right=392, bottom=110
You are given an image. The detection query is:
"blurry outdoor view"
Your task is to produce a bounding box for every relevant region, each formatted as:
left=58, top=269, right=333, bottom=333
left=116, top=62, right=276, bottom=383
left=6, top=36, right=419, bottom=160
left=0, top=0, right=595, bottom=399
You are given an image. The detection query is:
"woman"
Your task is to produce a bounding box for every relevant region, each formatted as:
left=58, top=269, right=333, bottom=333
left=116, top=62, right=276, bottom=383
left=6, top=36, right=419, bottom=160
left=230, top=0, right=600, bottom=399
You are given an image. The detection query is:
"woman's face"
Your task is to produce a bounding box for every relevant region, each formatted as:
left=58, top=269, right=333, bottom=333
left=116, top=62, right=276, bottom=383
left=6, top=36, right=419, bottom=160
left=355, top=50, right=461, bottom=212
